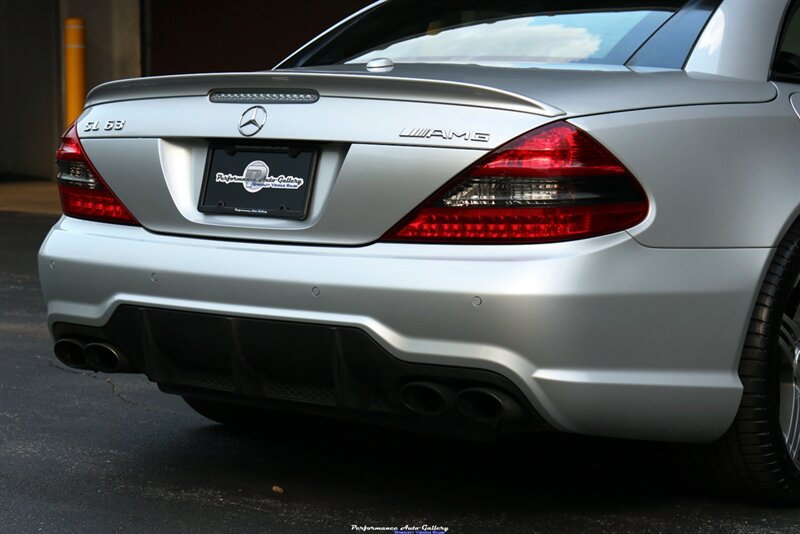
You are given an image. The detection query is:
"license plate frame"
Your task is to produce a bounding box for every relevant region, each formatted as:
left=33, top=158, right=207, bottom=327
left=198, top=143, right=318, bottom=220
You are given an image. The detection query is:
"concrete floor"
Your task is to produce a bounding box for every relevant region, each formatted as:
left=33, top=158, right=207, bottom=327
left=2, top=186, right=800, bottom=532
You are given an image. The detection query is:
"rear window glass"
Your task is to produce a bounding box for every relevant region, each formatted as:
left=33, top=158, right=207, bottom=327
left=293, top=0, right=688, bottom=68
left=773, top=1, right=800, bottom=81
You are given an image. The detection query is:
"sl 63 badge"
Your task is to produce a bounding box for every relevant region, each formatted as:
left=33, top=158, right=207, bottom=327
left=84, top=120, right=126, bottom=132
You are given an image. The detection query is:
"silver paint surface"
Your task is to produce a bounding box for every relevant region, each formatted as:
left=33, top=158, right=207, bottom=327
left=685, top=0, right=788, bottom=81
left=39, top=0, right=800, bottom=441
left=39, top=218, right=770, bottom=441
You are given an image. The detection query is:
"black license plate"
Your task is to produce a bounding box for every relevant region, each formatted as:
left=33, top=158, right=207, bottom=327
left=199, top=144, right=317, bottom=219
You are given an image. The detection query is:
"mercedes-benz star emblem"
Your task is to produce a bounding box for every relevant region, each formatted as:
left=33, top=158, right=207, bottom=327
left=238, top=106, right=267, bottom=137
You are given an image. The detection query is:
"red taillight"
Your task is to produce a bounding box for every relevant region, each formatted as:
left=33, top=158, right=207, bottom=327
left=56, top=123, right=138, bottom=225
left=382, top=122, right=648, bottom=244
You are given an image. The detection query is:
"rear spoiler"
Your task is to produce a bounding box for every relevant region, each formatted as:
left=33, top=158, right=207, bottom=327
left=85, top=71, right=565, bottom=117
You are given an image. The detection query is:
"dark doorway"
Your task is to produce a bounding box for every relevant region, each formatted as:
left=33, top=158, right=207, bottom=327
left=142, top=0, right=372, bottom=75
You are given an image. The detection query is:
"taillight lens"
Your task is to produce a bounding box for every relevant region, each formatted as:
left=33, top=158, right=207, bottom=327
left=382, top=122, right=648, bottom=244
left=56, top=123, right=138, bottom=225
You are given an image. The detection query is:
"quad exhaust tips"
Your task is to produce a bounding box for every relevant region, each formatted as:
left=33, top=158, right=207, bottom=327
left=53, top=339, right=134, bottom=373
left=400, top=381, right=521, bottom=423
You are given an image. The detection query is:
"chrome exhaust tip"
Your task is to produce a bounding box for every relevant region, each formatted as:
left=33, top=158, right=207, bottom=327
left=84, top=342, right=130, bottom=373
left=456, top=388, right=516, bottom=423
left=399, top=382, right=452, bottom=416
left=53, top=339, right=89, bottom=370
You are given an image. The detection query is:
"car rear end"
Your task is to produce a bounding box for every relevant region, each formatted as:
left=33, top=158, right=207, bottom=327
left=39, top=0, right=793, bottom=445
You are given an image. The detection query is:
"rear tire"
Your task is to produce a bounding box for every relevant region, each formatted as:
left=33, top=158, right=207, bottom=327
left=697, top=224, right=800, bottom=504
left=182, top=396, right=271, bottom=427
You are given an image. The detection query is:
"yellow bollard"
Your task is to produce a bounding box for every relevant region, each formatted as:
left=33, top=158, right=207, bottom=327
left=64, top=17, right=86, bottom=128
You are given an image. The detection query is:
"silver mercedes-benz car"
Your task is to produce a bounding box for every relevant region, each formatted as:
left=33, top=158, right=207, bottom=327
left=39, top=0, right=800, bottom=502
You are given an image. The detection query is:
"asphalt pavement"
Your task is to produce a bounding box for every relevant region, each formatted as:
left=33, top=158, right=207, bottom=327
left=2, top=200, right=800, bottom=533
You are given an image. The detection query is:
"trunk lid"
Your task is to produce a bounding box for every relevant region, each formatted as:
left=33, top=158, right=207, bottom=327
left=76, top=68, right=775, bottom=245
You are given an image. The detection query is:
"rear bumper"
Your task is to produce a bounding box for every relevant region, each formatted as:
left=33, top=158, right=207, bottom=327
left=39, top=217, right=773, bottom=442
left=52, top=305, right=549, bottom=440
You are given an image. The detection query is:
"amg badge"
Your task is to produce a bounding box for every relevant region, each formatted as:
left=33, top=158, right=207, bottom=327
left=399, top=128, right=491, bottom=143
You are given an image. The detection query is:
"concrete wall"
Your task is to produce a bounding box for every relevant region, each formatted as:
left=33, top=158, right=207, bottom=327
left=0, top=1, right=62, bottom=180
left=0, top=0, right=141, bottom=180
left=0, top=0, right=365, bottom=180
left=59, top=0, right=142, bottom=91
